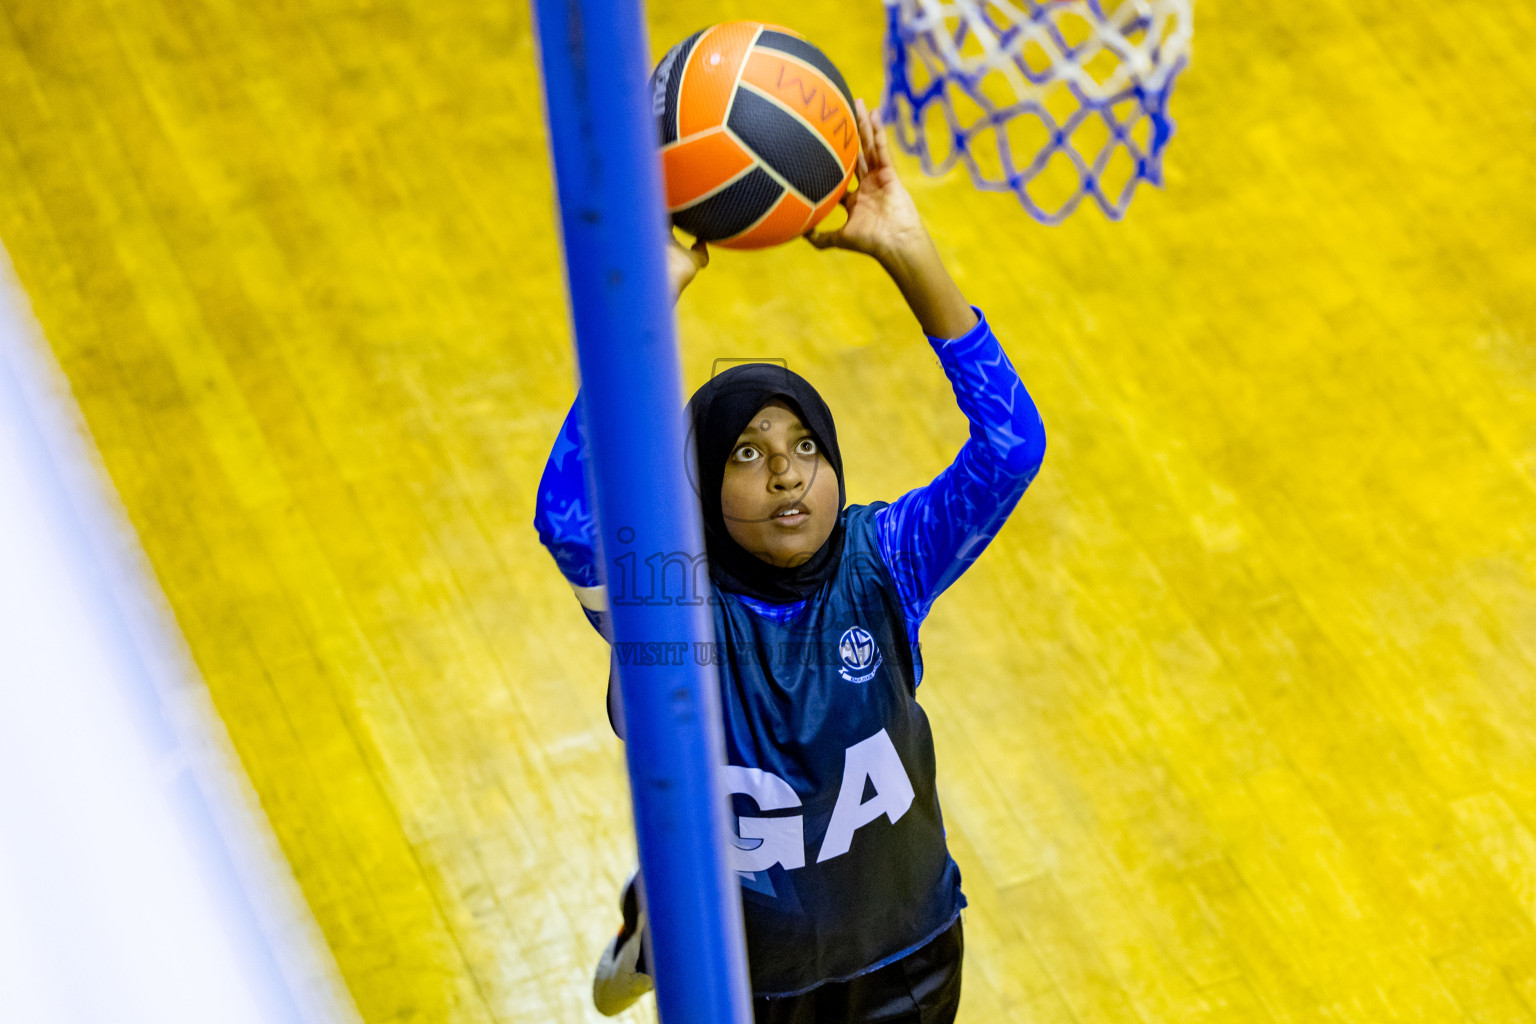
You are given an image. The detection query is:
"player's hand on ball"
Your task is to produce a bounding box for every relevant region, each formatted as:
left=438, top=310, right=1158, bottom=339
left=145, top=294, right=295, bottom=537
left=805, top=99, right=926, bottom=264
left=667, top=233, right=709, bottom=302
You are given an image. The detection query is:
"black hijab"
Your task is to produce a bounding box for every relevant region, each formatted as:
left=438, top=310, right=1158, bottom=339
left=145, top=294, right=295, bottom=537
left=686, top=363, right=846, bottom=603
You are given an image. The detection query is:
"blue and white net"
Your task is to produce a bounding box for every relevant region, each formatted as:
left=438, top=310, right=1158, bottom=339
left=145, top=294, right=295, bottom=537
left=881, top=0, right=1193, bottom=223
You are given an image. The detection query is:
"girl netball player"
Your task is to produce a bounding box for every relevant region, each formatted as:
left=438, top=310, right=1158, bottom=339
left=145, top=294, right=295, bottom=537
left=534, top=101, right=1046, bottom=1023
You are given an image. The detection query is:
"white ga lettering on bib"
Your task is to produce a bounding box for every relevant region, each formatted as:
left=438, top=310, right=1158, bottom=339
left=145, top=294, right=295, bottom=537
left=725, top=728, right=915, bottom=872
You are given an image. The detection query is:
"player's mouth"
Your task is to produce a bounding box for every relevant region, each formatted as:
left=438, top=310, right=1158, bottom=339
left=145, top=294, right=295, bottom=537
left=768, top=500, right=810, bottom=528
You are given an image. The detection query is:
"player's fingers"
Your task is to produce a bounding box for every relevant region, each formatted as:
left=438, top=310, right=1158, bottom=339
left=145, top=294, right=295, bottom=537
left=855, top=98, right=878, bottom=166
left=690, top=238, right=710, bottom=269
left=872, top=107, right=894, bottom=168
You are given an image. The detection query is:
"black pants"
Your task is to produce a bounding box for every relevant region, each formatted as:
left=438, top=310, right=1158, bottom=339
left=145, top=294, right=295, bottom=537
left=753, top=919, right=964, bottom=1024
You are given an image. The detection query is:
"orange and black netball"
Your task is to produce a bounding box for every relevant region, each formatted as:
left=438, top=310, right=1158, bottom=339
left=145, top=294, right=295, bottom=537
left=652, top=22, right=860, bottom=249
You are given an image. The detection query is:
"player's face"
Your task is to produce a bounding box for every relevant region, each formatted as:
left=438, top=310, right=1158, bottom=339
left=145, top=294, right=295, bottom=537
left=720, top=400, right=838, bottom=568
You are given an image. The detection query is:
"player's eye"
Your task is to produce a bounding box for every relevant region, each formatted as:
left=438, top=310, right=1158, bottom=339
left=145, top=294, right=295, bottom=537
left=732, top=444, right=761, bottom=463
left=795, top=438, right=817, bottom=456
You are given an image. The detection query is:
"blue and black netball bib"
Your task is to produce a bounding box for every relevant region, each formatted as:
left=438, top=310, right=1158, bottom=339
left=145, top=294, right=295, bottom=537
left=709, top=503, right=965, bottom=997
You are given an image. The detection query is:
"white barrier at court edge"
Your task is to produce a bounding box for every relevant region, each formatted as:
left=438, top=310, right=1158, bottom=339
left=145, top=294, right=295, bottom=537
left=0, top=246, right=360, bottom=1024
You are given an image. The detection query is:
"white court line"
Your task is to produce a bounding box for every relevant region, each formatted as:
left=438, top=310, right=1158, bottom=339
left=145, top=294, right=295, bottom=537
left=0, top=244, right=362, bottom=1024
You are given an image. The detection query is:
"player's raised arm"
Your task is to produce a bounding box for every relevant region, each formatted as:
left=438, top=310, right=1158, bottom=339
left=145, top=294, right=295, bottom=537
left=805, top=99, right=978, bottom=341
left=533, top=232, right=710, bottom=641
left=873, top=314, right=1046, bottom=638
left=667, top=233, right=709, bottom=301
left=806, top=100, right=1045, bottom=641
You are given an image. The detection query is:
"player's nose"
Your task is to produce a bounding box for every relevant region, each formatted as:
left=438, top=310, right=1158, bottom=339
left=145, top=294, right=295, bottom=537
left=766, top=450, right=803, bottom=489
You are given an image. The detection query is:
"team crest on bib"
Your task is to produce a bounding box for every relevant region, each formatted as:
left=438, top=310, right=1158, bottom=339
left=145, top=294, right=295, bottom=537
left=837, top=626, right=882, bottom=684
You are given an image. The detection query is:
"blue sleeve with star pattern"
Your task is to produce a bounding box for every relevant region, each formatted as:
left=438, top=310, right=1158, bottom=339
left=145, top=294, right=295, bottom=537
left=874, top=308, right=1046, bottom=634
left=533, top=396, right=612, bottom=640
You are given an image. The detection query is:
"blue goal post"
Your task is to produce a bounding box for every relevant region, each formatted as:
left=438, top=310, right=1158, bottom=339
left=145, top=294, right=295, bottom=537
left=529, top=2, right=754, bottom=1022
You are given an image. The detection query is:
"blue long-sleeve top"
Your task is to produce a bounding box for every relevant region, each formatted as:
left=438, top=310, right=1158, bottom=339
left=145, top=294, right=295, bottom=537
left=533, top=308, right=1046, bottom=676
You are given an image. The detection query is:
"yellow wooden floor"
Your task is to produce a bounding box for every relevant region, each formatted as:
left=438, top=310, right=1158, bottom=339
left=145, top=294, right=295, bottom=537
left=3, top=0, right=1535, bottom=1020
